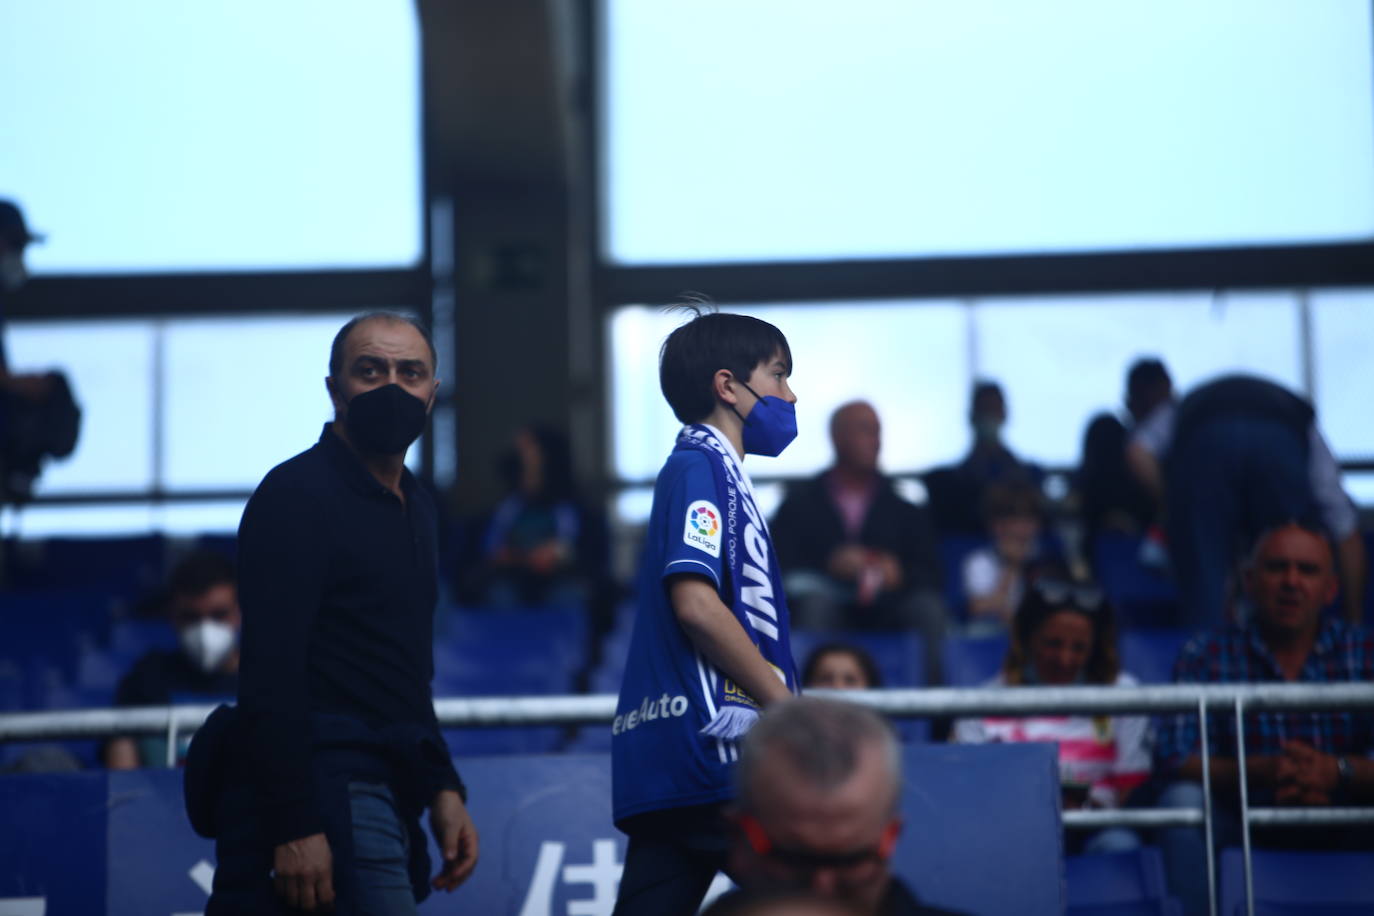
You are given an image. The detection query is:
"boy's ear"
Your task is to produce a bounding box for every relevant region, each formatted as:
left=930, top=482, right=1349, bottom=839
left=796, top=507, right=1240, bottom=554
left=713, top=369, right=742, bottom=406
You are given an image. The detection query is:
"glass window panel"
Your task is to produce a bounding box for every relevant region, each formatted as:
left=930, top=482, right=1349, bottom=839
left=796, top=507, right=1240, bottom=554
left=0, top=503, right=156, bottom=538
left=162, top=313, right=424, bottom=490
left=972, top=291, right=1302, bottom=467
left=607, top=301, right=968, bottom=482
left=162, top=315, right=349, bottom=490
left=3, top=0, right=420, bottom=273
left=9, top=320, right=155, bottom=493
left=604, top=0, right=1374, bottom=264
left=1311, top=288, right=1374, bottom=459
left=0, top=499, right=246, bottom=538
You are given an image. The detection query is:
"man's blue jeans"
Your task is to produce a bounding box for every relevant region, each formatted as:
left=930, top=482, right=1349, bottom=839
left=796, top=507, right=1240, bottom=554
left=1165, top=416, right=1312, bottom=630
left=348, top=781, right=418, bottom=916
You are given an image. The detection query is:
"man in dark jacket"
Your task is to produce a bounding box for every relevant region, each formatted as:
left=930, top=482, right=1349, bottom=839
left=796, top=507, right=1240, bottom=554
left=208, top=312, right=478, bottom=914
left=771, top=403, right=943, bottom=670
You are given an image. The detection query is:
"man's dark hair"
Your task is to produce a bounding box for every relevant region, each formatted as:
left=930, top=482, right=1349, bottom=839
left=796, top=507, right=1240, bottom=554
left=168, top=550, right=236, bottom=601
left=970, top=380, right=1004, bottom=414
left=1126, top=358, right=1171, bottom=403
left=329, top=311, right=438, bottom=379
left=659, top=307, right=792, bottom=425
left=1247, top=516, right=1335, bottom=571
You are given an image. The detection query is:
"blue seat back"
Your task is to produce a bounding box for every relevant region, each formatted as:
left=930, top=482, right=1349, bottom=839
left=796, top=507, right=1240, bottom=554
left=1092, top=532, right=1179, bottom=627
left=1119, top=629, right=1191, bottom=685
left=1066, top=847, right=1170, bottom=905
left=942, top=633, right=1009, bottom=687
left=791, top=629, right=926, bottom=688
left=1220, top=848, right=1374, bottom=916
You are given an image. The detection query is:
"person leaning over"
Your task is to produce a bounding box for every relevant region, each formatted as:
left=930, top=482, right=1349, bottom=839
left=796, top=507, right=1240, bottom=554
left=204, top=312, right=477, bottom=915
left=611, top=309, right=801, bottom=916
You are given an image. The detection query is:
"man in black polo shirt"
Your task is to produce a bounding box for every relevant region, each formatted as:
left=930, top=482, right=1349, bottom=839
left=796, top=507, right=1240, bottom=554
left=211, top=312, right=477, bottom=914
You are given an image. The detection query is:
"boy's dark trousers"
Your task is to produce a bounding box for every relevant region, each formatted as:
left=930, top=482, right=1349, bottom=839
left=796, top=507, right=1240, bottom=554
left=613, top=802, right=731, bottom=916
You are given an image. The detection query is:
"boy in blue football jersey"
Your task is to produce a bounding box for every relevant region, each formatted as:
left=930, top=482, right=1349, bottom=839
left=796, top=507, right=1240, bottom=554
left=612, top=310, right=801, bottom=915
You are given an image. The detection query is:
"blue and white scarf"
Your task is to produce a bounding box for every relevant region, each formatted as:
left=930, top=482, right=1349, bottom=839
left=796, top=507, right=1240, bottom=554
left=675, top=424, right=796, bottom=740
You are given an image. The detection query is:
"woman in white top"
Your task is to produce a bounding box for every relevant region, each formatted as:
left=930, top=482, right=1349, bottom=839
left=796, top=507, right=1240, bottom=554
left=954, top=579, right=1151, bottom=855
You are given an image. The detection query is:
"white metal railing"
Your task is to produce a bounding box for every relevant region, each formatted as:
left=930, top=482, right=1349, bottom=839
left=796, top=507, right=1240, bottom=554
left=2, top=682, right=1372, bottom=916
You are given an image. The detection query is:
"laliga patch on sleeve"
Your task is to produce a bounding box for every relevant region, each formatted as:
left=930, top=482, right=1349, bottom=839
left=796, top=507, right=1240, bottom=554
left=683, top=500, right=722, bottom=557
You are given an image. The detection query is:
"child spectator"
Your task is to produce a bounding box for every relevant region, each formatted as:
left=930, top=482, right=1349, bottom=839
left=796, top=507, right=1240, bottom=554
left=612, top=309, right=801, bottom=915
left=953, top=579, right=1150, bottom=855
left=961, top=484, right=1043, bottom=630
left=802, top=643, right=883, bottom=690
left=461, top=424, right=608, bottom=607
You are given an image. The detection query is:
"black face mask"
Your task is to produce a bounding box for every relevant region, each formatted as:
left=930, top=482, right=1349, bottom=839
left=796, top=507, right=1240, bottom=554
left=344, top=384, right=429, bottom=455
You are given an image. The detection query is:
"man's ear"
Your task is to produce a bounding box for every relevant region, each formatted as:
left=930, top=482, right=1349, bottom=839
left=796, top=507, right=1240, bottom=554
left=713, top=369, right=740, bottom=406
left=426, top=379, right=440, bottom=413
left=325, top=376, right=344, bottom=413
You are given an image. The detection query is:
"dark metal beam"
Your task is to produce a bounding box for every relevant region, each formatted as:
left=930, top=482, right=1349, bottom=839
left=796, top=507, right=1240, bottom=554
left=599, top=243, right=1374, bottom=307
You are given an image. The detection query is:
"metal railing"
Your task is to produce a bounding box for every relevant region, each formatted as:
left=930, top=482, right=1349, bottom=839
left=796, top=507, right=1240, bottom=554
left=2, top=682, right=1372, bottom=916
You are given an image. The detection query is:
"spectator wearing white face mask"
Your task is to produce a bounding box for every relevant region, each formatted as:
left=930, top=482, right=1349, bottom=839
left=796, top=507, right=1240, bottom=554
left=105, top=551, right=241, bottom=769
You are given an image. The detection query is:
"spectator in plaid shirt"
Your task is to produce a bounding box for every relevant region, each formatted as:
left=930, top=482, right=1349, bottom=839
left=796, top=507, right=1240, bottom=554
left=1155, top=520, right=1374, bottom=916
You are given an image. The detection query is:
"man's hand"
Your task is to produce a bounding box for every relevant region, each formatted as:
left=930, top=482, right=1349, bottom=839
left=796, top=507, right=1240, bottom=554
left=827, top=545, right=868, bottom=582
left=430, top=789, right=479, bottom=893
left=273, top=833, right=334, bottom=912
left=1276, top=741, right=1339, bottom=805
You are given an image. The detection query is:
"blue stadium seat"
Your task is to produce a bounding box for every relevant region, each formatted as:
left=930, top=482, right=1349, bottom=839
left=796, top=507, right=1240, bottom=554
left=438, top=604, right=590, bottom=677
left=443, top=726, right=566, bottom=757
left=1219, top=848, right=1374, bottom=916
left=937, top=534, right=988, bottom=622
left=432, top=648, right=575, bottom=697
left=1069, top=903, right=1182, bottom=916
left=5, top=535, right=167, bottom=598
left=790, top=630, right=925, bottom=688
left=1066, top=848, right=1175, bottom=910
left=109, top=618, right=179, bottom=659
left=1119, top=629, right=1191, bottom=685
left=1093, top=532, right=1179, bottom=628
left=0, top=590, right=119, bottom=687
left=942, top=633, right=1009, bottom=687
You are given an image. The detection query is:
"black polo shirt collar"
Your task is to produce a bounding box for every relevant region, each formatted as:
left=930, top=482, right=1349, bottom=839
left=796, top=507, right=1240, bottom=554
left=316, top=422, right=419, bottom=503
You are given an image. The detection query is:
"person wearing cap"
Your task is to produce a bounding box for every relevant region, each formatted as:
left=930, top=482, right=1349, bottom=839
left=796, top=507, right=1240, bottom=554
left=0, top=200, right=56, bottom=403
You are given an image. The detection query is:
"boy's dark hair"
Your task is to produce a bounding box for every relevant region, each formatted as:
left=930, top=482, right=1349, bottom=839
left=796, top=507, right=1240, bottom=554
left=659, top=308, right=792, bottom=425
left=168, top=550, right=236, bottom=601
left=329, top=311, right=437, bottom=378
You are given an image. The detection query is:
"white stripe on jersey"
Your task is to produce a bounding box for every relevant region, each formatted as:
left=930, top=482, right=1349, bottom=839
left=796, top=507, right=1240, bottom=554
left=696, top=654, right=728, bottom=764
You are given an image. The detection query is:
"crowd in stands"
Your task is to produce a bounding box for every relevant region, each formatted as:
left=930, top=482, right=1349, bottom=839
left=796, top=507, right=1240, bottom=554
left=1, top=353, right=1370, bottom=915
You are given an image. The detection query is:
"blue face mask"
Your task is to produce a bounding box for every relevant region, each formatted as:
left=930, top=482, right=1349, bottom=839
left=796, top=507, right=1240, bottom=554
left=734, top=379, right=798, bottom=457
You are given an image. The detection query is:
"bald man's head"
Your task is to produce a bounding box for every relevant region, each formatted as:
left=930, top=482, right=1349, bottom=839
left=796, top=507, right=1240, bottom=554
left=830, top=401, right=880, bottom=474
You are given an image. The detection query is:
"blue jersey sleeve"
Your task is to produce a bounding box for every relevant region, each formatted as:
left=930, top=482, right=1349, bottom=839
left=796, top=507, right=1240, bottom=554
left=658, top=453, right=727, bottom=591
